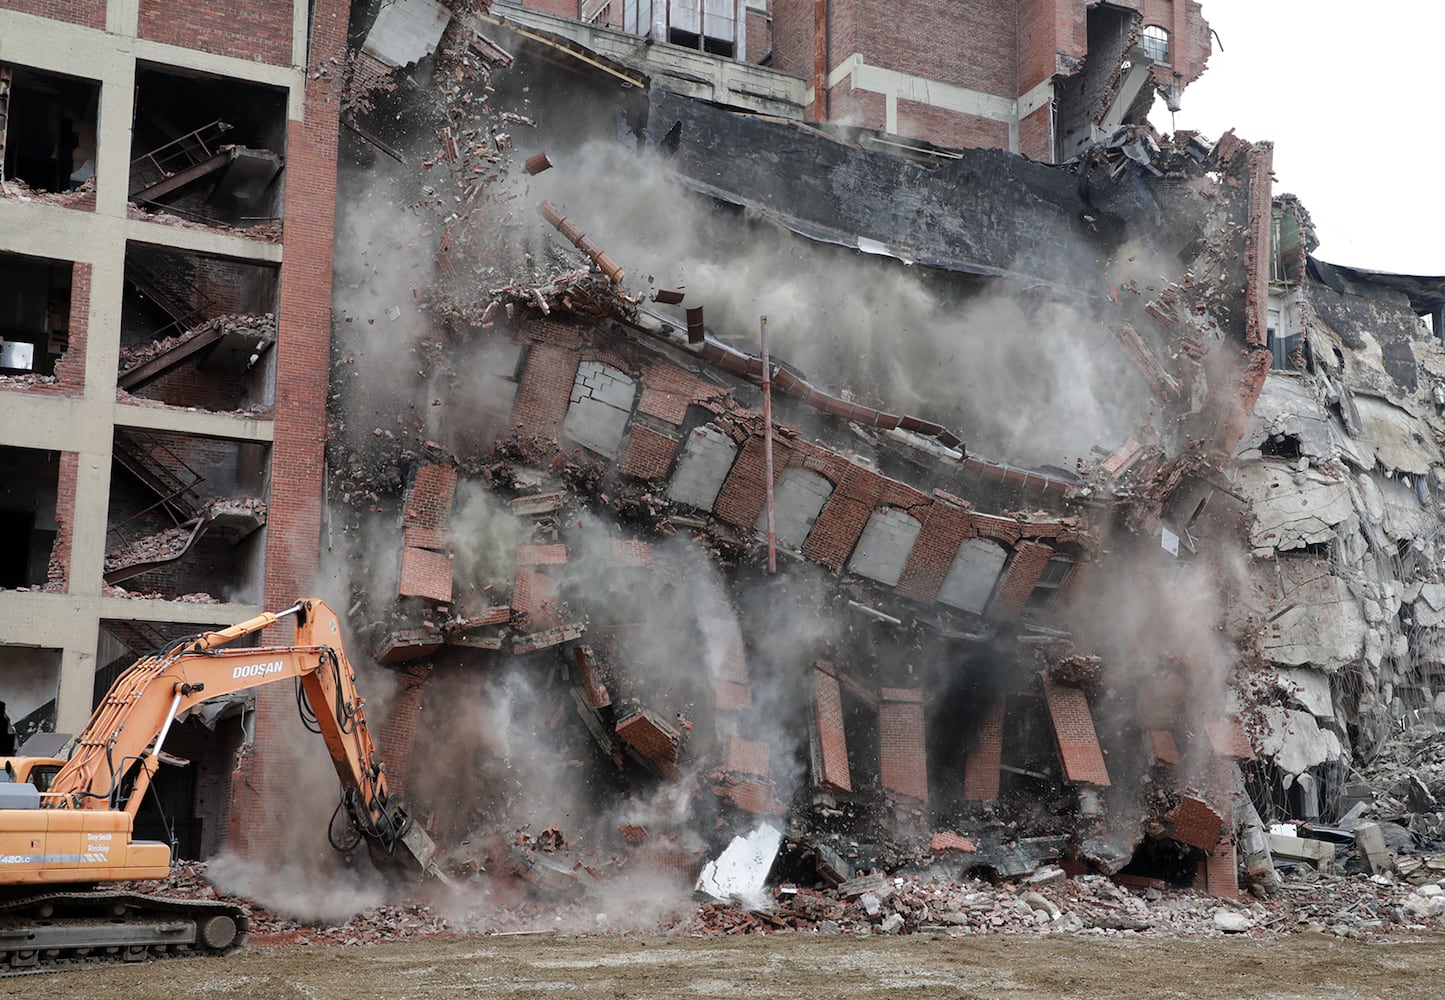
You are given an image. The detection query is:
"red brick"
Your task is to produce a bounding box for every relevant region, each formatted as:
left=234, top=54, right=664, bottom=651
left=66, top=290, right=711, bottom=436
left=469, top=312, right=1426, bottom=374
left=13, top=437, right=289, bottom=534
left=616, top=710, right=681, bottom=778
left=0, top=0, right=104, bottom=28
left=879, top=688, right=928, bottom=804
left=512, top=343, right=580, bottom=439
left=987, top=540, right=1054, bottom=620
left=723, top=735, right=771, bottom=778
left=1041, top=674, right=1110, bottom=787
left=398, top=545, right=453, bottom=602
left=930, top=831, right=976, bottom=853
left=45, top=452, right=78, bottom=592
left=516, top=543, right=568, bottom=566
left=372, top=667, right=429, bottom=799
left=714, top=679, right=753, bottom=711
left=373, top=628, right=444, bottom=664
left=511, top=568, right=562, bottom=630
left=1205, top=836, right=1239, bottom=899
left=1148, top=729, right=1180, bottom=767
left=811, top=663, right=851, bottom=793
left=609, top=538, right=654, bottom=567
left=963, top=701, right=1005, bottom=801
left=402, top=465, right=457, bottom=530
left=618, top=424, right=680, bottom=480
left=573, top=645, right=611, bottom=709
left=895, top=501, right=971, bottom=604
left=1205, top=719, right=1255, bottom=760
left=512, top=623, right=585, bottom=653
left=712, top=777, right=783, bottom=815
left=1172, top=794, right=1224, bottom=851
left=137, top=0, right=291, bottom=66
left=240, top=0, right=350, bottom=864
left=404, top=526, right=453, bottom=551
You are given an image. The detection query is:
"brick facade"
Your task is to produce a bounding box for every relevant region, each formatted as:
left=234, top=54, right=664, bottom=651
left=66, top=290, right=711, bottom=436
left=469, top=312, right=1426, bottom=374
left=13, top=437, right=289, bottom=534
left=811, top=662, right=851, bottom=793
left=398, top=545, right=453, bottom=602
left=512, top=568, right=563, bottom=630
left=897, top=103, right=1009, bottom=155
left=616, top=709, right=682, bottom=777
left=987, top=539, right=1054, bottom=620
left=0, top=0, right=103, bottom=28
left=513, top=343, right=581, bottom=439
left=1017, top=103, right=1052, bottom=161
left=507, top=323, right=1093, bottom=614
left=1040, top=673, right=1110, bottom=787
left=962, top=700, right=1004, bottom=801
left=233, top=0, right=349, bottom=862
left=878, top=687, right=927, bottom=803
left=371, top=666, right=429, bottom=799
left=402, top=465, right=457, bottom=530
left=618, top=423, right=680, bottom=480
left=47, top=261, right=90, bottom=396
left=895, top=500, right=970, bottom=604
left=138, top=0, right=293, bottom=67
left=44, top=450, right=78, bottom=591
left=723, top=734, right=771, bottom=778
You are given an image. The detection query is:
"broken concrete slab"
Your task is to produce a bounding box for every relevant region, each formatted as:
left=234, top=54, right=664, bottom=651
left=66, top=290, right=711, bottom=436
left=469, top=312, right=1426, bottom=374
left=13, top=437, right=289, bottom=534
left=1266, top=833, right=1335, bottom=871
left=1354, top=822, right=1394, bottom=874
left=695, top=822, right=782, bottom=908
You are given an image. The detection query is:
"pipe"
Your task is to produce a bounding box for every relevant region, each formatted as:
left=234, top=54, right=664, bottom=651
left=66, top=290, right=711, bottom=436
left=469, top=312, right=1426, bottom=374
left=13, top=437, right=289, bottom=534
left=537, top=201, right=624, bottom=284
left=761, top=316, right=777, bottom=574
left=686, top=306, right=706, bottom=344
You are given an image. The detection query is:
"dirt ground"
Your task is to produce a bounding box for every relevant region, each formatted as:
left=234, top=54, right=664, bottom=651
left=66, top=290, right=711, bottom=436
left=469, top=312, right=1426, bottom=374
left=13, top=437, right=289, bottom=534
left=8, top=931, right=1445, bottom=999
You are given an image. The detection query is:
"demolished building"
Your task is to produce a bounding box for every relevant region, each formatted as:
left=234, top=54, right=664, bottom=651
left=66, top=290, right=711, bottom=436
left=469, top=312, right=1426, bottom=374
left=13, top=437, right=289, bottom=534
left=2, top=0, right=1444, bottom=924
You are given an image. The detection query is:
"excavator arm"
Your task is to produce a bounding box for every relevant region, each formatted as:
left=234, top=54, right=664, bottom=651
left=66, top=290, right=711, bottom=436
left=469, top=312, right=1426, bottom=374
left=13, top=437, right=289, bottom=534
left=42, top=599, right=440, bottom=875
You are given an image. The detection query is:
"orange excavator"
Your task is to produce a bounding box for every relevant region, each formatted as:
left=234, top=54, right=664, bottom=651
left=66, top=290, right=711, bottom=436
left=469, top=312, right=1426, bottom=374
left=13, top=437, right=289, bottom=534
left=0, top=598, right=443, bottom=968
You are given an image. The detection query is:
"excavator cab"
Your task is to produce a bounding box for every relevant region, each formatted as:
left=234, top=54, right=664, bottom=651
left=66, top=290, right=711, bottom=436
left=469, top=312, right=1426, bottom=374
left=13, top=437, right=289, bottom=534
left=0, top=757, right=64, bottom=792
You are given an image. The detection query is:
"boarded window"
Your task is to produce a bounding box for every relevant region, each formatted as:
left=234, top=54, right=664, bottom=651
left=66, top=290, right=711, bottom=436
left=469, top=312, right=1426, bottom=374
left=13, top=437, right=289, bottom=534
left=756, top=467, right=833, bottom=549
left=936, top=537, right=1009, bottom=614
left=848, top=508, right=922, bottom=587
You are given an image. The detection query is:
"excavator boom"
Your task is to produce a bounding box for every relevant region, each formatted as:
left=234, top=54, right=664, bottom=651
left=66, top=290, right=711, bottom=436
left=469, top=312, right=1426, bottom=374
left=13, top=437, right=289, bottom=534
left=0, top=601, right=439, bottom=971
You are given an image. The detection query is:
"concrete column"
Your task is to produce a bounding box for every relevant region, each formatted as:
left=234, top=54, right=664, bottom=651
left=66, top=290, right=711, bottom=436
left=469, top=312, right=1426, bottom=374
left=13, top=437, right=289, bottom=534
left=93, top=58, right=136, bottom=220
left=107, top=0, right=141, bottom=37
left=66, top=448, right=113, bottom=598
left=292, top=0, right=310, bottom=67
left=54, top=643, right=99, bottom=735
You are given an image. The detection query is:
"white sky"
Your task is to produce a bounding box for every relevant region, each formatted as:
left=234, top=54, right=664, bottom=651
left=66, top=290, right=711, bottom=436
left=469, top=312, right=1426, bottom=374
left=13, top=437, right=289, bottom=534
left=1153, top=0, right=1445, bottom=274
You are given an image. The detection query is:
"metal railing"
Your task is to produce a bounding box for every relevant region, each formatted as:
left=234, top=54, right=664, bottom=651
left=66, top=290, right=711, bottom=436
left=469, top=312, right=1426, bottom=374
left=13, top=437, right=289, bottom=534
left=129, top=119, right=233, bottom=189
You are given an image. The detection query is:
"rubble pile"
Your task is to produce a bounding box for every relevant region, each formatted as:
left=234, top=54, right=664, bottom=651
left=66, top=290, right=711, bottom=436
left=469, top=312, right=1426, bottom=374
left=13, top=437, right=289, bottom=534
left=122, top=856, right=1445, bottom=942
left=104, top=498, right=268, bottom=576
left=104, top=523, right=199, bottom=573
left=0, top=175, right=96, bottom=209
left=0, top=372, right=59, bottom=389
left=1353, top=730, right=1445, bottom=843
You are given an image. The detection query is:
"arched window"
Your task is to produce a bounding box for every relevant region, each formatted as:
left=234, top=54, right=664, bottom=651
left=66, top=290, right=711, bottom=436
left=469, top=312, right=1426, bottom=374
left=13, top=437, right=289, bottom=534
left=756, top=467, right=834, bottom=550
left=937, top=537, right=1009, bottom=614
left=1139, top=24, right=1170, bottom=64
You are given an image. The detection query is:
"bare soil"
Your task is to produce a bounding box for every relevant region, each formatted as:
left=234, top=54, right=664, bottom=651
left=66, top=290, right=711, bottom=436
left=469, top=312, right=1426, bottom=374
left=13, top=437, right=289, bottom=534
left=7, top=931, right=1444, bottom=999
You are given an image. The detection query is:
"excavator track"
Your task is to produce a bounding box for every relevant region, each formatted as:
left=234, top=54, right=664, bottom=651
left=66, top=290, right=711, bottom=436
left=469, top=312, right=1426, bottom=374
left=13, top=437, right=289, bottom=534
left=0, top=891, right=248, bottom=973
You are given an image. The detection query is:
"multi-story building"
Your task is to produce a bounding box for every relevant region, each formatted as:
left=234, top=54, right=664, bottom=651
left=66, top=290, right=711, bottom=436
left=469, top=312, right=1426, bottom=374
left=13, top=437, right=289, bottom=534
left=0, top=0, right=347, bottom=857
left=502, top=0, right=1211, bottom=160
